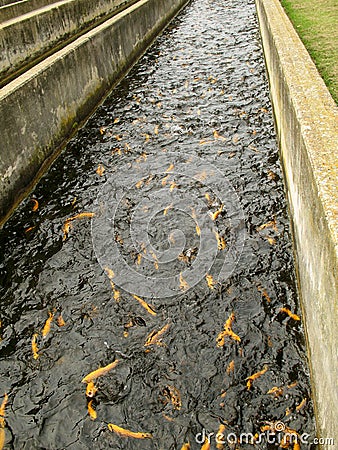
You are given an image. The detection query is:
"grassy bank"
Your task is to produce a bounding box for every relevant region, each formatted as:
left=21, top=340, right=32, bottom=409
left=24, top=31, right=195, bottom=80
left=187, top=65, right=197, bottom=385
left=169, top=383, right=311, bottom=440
left=281, top=0, right=338, bottom=104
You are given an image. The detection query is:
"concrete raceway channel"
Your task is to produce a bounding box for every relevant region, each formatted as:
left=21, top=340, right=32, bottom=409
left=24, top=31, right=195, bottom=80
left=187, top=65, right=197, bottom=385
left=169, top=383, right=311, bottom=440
left=0, top=0, right=337, bottom=447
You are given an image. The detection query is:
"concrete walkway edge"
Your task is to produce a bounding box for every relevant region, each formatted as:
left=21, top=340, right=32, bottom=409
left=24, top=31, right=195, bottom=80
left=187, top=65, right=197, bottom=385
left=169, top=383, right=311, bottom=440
left=255, top=0, right=338, bottom=445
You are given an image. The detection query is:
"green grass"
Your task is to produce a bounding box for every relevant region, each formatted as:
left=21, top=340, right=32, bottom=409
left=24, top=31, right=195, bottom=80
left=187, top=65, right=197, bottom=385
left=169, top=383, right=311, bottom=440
left=281, top=0, right=338, bottom=104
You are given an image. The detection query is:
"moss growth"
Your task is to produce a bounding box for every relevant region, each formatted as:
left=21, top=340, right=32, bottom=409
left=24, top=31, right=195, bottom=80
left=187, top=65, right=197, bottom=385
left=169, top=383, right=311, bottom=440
left=281, top=0, right=338, bottom=104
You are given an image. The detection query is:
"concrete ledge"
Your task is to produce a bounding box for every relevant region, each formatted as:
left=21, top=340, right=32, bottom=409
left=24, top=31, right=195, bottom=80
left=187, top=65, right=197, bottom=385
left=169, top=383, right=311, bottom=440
left=256, top=0, right=338, bottom=445
left=0, top=0, right=55, bottom=23
left=0, top=0, right=189, bottom=223
left=0, top=0, right=137, bottom=81
left=0, top=0, right=21, bottom=7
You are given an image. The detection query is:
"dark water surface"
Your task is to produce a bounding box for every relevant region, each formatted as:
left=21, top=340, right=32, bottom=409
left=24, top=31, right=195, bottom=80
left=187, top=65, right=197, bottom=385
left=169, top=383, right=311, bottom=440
left=0, top=0, right=316, bottom=448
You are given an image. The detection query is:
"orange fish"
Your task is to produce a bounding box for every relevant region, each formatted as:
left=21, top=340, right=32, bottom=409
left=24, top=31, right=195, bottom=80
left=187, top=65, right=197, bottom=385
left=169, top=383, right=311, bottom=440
left=123, top=319, right=134, bottom=338
left=163, top=204, right=173, bottom=216
left=62, top=213, right=95, bottom=240
left=150, top=251, right=159, bottom=271
left=195, top=224, right=201, bottom=236
left=181, top=443, right=190, bottom=450
left=31, top=198, right=39, bottom=211
left=201, top=438, right=211, bottom=450
left=257, top=285, right=271, bottom=303
left=210, top=205, right=223, bottom=221
left=109, top=281, right=120, bottom=302
left=280, top=307, right=300, bottom=321
left=179, top=273, right=189, bottom=291
left=260, top=424, right=273, bottom=432
left=0, top=427, right=5, bottom=450
left=42, top=312, right=54, bottom=338
left=265, top=236, right=276, bottom=245
left=0, top=394, right=8, bottom=426
left=162, top=413, right=175, bottom=422
left=136, top=253, right=142, bottom=265
left=216, top=423, right=226, bottom=449
left=246, top=365, right=268, bottom=390
left=216, top=312, right=241, bottom=346
left=82, top=360, right=119, bottom=383
left=144, top=323, right=170, bottom=347
left=256, top=219, right=278, bottom=233
left=87, top=400, right=97, bottom=420
left=296, top=398, right=307, bottom=411
left=32, top=333, right=40, bottom=359
left=226, top=360, right=235, bottom=375
left=205, top=193, right=212, bottom=204
left=190, top=209, right=201, bottom=236
left=107, top=423, right=152, bottom=439
left=213, top=130, right=226, bottom=141
left=85, top=381, right=98, bottom=398
left=162, top=385, right=182, bottom=410
left=104, top=266, right=115, bottom=280
left=62, top=221, right=72, bottom=241
left=280, top=426, right=299, bottom=448
left=267, top=386, right=284, bottom=398
left=268, top=170, right=277, bottom=180
left=113, top=287, right=121, bottom=302
left=132, top=295, right=157, bottom=316
left=169, top=181, right=178, bottom=191
left=135, top=179, right=144, bottom=189
left=67, top=212, right=95, bottom=221
left=96, top=164, right=105, bottom=176
left=214, top=231, right=226, bottom=250
left=206, top=274, right=216, bottom=290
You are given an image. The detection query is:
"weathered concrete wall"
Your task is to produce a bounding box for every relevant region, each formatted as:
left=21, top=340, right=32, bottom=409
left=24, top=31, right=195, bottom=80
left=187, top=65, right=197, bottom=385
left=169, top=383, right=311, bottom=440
left=0, top=0, right=137, bottom=80
left=0, top=0, right=20, bottom=7
left=256, top=0, right=338, bottom=446
left=0, top=0, right=189, bottom=223
left=0, top=0, right=55, bottom=22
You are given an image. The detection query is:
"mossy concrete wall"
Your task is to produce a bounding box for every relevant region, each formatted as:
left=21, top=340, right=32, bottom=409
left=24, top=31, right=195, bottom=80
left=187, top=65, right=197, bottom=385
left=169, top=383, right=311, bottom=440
left=0, top=0, right=56, bottom=22
left=0, top=0, right=189, bottom=224
left=0, top=0, right=21, bottom=7
left=256, top=0, right=338, bottom=446
left=0, top=0, right=138, bottom=81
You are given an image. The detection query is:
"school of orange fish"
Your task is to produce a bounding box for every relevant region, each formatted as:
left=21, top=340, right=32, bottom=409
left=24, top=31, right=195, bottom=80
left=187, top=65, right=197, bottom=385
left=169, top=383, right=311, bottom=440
left=0, top=162, right=304, bottom=449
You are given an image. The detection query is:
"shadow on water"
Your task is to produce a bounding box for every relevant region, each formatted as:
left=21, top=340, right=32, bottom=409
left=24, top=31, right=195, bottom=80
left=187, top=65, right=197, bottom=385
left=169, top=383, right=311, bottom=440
left=0, top=0, right=316, bottom=448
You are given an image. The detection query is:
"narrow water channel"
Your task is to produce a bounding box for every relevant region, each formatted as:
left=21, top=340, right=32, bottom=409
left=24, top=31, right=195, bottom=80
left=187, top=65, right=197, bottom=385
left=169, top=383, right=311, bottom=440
left=0, top=0, right=316, bottom=448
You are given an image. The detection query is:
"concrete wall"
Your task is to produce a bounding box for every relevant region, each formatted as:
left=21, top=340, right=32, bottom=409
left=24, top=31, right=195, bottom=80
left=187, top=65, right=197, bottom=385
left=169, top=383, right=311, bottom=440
left=0, top=0, right=189, bottom=223
left=0, top=0, right=20, bottom=7
left=0, top=0, right=138, bottom=80
left=0, top=0, right=55, bottom=22
left=256, top=0, right=338, bottom=446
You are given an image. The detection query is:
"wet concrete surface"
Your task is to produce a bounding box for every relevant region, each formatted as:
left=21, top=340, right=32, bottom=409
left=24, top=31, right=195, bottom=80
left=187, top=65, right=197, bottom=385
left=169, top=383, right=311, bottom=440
left=0, top=0, right=316, bottom=448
